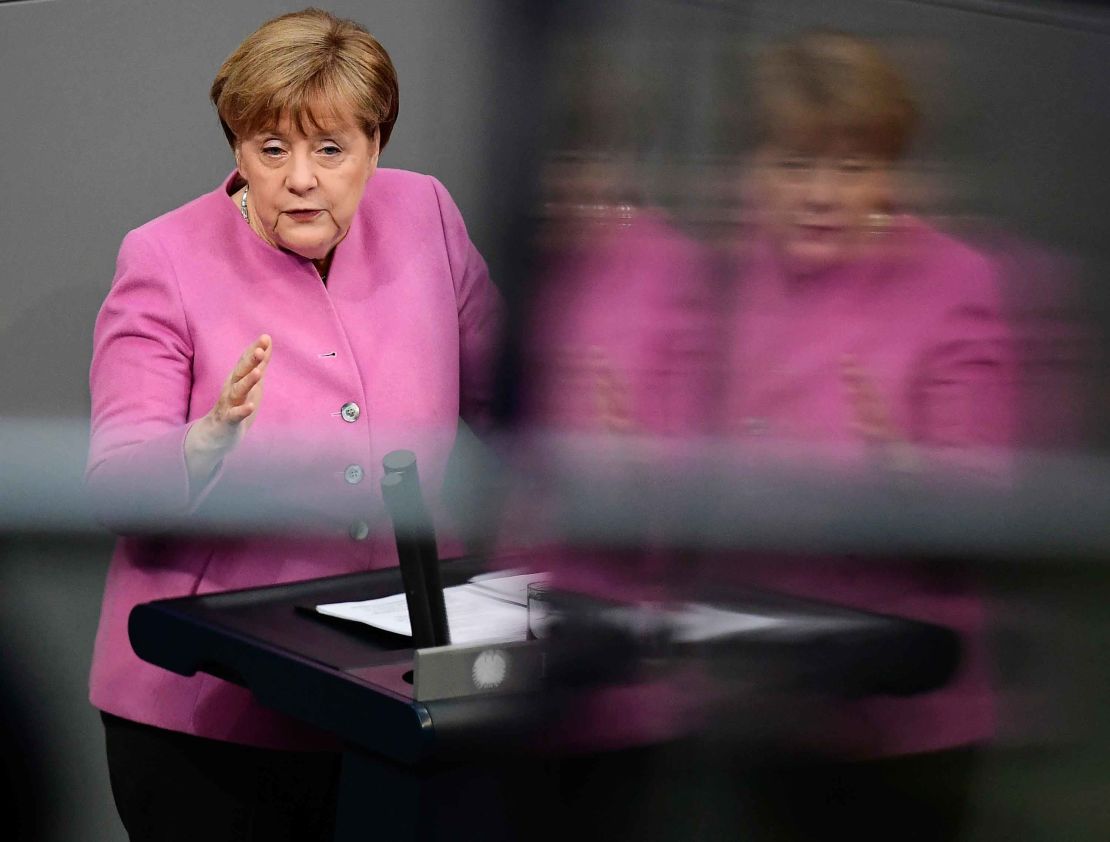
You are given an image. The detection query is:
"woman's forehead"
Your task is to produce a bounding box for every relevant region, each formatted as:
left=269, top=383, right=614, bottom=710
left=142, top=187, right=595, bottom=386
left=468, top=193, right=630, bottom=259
left=275, top=110, right=350, bottom=135
left=247, top=93, right=362, bottom=139
left=763, top=119, right=887, bottom=160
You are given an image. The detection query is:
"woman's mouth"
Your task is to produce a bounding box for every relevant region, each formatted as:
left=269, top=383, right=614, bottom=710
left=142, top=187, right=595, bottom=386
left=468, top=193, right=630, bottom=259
left=796, top=223, right=841, bottom=242
left=286, top=209, right=323, bottom=222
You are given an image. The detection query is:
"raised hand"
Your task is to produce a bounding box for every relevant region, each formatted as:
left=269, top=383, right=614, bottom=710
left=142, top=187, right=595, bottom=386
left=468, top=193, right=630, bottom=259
left=840, top=354, right=896, bottom=445
left=841, top=354, right=918, bottom=471
left=185, top=334, right=272, bottom=487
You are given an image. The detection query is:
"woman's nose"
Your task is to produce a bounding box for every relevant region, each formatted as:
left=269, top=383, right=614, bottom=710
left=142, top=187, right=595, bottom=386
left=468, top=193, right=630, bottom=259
left=285, top=153, right=318, bottom=194
left=803, top=165, right=838, bottom=210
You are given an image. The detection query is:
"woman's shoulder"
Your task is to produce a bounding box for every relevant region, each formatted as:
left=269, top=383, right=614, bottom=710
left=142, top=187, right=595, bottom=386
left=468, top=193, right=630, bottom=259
left=359, top=168, right=471, bottom=243
left=892, top=216, right=1001, bottom=306
left=363, top=167, right=449, bottom=206
left=899, top=217, right=996, bottom=280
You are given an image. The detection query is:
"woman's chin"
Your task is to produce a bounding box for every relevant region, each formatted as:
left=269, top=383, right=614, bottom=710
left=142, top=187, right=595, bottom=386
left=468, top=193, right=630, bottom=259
left=781, top=241, right=852, bottom=276
left=278, top=237, right=333, bottom=261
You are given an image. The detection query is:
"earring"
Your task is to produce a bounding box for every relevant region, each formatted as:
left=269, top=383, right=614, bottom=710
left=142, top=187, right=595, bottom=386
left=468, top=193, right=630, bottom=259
left=867, top=210, right=893, bottom=235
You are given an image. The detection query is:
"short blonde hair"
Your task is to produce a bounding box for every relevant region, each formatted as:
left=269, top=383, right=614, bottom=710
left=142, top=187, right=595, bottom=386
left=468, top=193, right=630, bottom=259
left=754, top=31, right=917, bottom=161
left=210, top=8, right=399, bottom=150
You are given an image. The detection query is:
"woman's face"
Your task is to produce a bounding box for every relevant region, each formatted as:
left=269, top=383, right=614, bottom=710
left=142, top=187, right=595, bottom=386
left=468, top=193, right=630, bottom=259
left=236, top=113, right=379, bottom=260
left=754, top=144, right=893, bottom=276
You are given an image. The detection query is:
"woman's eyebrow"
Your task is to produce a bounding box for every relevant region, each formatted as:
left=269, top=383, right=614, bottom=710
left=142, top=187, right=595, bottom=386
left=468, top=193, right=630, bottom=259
left=310, top=127, right=353, bottom=140
left=252, top=125, right=353, bottom=142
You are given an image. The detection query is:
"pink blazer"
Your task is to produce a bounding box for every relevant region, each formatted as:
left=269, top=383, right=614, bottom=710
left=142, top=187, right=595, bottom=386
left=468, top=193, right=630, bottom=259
left=520, top=215, right=1013, bottom=756
left=514, top=214, right=716, bottom=750
left=524, top=212, right=714, bottom=441
left=722, top=219, right=1015, bottom=756
left=88, top=169, right=501, bottom=748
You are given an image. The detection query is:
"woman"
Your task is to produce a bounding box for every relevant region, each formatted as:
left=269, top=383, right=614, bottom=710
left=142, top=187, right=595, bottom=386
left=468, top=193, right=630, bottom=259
left=722, top=31, right=1014, bottom=840
left=87, top=9, right=500, bottom=840
left=510, top=29, right=1015, bottom=839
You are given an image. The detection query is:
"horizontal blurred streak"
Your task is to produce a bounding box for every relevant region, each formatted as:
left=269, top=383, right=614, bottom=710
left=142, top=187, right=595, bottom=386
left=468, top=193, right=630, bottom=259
left=0, top=418, right=99, bottom=534
left=909, top=0, right=1110, bottom=34
left=3, top=419, right=1110, bottom=564
left=507, top=432, right=1110, bottom=562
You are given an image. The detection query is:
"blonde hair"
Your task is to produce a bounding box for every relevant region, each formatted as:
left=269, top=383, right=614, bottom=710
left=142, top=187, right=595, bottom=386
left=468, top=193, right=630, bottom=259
left=754, top=31, right=917, bottom=161
left=210, top=8, right=398, bottom=149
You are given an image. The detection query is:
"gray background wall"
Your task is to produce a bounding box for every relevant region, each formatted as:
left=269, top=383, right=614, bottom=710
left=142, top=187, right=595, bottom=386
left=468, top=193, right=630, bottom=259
left=1, top=1, right=1107, bottom=839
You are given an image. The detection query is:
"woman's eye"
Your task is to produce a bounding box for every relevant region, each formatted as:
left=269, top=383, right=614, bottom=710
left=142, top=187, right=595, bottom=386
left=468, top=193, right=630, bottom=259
left=319, top=145, right=342, bottom=156
left=777, top=158, right=810, bottom=173
left=261, top=146, right=285, bottom=158
left=838, top=160, right=870, bottom=174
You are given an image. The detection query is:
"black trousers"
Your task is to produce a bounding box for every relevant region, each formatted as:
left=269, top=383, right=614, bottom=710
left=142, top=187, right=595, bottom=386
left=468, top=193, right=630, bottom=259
left=103, top=710, right=976, bottom=842
left=740, top=747, right=980, bottom=842
left=547, top=742, right=979, bottom=842
left=101, top=712, right=341, bottom=842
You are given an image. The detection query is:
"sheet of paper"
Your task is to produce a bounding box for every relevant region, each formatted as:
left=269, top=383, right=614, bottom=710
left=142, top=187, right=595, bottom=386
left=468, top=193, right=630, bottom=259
left=318, top=571, right=779, bottom=647
left=317, top=582, right=531, bottom=645
left=463, top=572, right=549, bottom=606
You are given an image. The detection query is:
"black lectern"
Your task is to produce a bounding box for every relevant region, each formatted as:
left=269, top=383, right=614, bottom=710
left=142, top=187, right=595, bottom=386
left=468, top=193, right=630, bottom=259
left=129, top=452, right=960, bottom=840
left=128, top=557, right=537, bottom=840
left=128, top=558, right=961, bottom=840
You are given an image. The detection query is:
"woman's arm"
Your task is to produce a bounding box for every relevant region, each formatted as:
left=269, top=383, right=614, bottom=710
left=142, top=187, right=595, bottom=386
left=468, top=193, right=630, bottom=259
left=907, top=298, right=1016, bottom=478
left=844, top=251, right=1016, bottom=478
left=87, top=229, right=271, bottom=530
left=430, top=177, right=504, bottom=434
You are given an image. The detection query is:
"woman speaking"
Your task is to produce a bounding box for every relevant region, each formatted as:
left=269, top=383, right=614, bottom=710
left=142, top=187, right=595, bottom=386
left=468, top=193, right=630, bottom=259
left=86, top=9, right=501, bottom=840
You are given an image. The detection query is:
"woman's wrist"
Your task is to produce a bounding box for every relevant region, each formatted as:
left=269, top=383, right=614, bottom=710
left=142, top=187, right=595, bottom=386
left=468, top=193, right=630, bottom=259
left=184, top=415, right=236, bottom=488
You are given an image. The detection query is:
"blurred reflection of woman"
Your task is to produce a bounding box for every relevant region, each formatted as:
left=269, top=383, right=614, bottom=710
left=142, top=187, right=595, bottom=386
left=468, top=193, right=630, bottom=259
left=725, top=30, right=1014, bottom=840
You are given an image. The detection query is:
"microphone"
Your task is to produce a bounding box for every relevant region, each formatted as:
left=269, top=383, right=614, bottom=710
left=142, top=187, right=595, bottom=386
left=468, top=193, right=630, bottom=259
left=381, top=450, right=451, bottom=648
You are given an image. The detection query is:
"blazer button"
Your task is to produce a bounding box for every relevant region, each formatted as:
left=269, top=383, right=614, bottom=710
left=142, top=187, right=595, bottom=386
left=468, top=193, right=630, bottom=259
left=341, top=402, right=361, bottom=423
left=344, top=464, right=365, bottom=485
left=349, top=519, right=370, bottom=541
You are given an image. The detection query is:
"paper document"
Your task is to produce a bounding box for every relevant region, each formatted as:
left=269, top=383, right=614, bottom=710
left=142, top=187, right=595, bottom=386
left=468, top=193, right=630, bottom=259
left=317, top=572, right=783, bottom=646
left=463, top=571, right=547, bottom=606
left=317, top=573, right=549, bottom=645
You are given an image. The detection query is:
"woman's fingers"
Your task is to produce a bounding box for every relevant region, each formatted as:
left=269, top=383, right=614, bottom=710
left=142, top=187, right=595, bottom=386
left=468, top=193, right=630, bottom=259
left=219, top=335, right=272, bottom=422
left=229, top=339, right=261, bottom=381
left=841, top=355, right=896, bottom=441
left=228, top=336, right=272, bottom=393
left=230, top=334, right=272, bottom=378
left=227, top=367, right=262, bottom=405
left=192, top=337, right=272, bottom=470
left=223, top=402, right=255, bottom=423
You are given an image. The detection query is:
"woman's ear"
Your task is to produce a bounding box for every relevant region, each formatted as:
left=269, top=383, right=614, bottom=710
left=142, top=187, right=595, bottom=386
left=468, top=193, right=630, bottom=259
left=369, top=127, right=381, bottom=166
left=359, top=128, right=381, bottom=180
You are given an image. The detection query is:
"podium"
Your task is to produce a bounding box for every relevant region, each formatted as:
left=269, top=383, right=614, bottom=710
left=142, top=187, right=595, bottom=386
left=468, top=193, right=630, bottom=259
left=129, top=557, right=960, bottom=841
